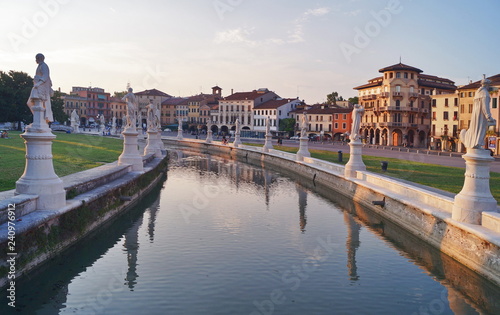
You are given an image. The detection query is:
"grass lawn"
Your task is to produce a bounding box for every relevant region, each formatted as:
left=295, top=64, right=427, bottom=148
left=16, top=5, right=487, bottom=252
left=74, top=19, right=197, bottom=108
left=245, top=143, right=500, bottom=203
left=0, top=131, right=123, bottom=191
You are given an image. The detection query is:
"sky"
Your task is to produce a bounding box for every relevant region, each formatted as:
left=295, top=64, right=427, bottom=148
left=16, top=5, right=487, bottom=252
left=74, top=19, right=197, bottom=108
left=1, top=0, right=499, bottom=104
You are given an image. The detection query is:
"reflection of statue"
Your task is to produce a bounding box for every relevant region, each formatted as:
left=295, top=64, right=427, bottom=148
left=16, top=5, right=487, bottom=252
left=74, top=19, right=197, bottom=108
left=461, top=77, right=496, bottom=149
left=27, top=53, right=54, bottom=122
left=351, top=104, right=364, bottom=141
left=122, top=87, right=137, bottom=128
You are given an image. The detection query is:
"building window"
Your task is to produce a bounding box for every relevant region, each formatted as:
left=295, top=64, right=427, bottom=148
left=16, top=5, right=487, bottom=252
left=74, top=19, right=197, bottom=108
left=342, top=123, right=346, bottom=129
left=468, top=104, right=473, bottom=113
left=453, top=111, right=458, bottom=121
left=432, top=112, right=437, bottom=121
left=493, top=98, right=498, bottom=109
left=334, top=122, right=338, bottom=129
left=335, top=114, right=339, bottom=119
left=395, top=85, right=401, bottom=92
left=454, top=98, right=458, bottom=106
left=396, top=72, right=401, bottom=78
left=443, top=112, right=449, bottom=120
left=432, top=100, right=437, bottom=107
left=460, top=104, right=464, bottom=113
left=444, top=99, right=449, bottom=107
left=343, top=114, right=347, bottom=120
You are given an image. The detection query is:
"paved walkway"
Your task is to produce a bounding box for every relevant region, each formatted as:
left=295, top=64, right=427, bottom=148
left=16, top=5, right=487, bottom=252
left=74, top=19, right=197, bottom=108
left=165, top=132, right=500, bottom=173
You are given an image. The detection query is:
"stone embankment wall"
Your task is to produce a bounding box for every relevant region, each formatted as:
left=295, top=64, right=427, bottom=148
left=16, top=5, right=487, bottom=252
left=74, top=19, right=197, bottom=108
left=0, top=155, right=168, bottom=288
left=165, top=138, right=500, bottom=287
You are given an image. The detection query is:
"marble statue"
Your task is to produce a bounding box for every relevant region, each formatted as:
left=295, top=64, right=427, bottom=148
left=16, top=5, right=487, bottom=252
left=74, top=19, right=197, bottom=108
left=27, top=53, right=54, bottom=122
left=155, top=103, right=162, bottom=130
left=112, top=115, right=116, bottom=127
left=71, top=109, right=79, bottom=125
left=461, top=77, right=496, bottom=149
left=122, top=87, right=137, bottom=128
left=146, top=101, right=156, bottom=130
left=236, top=118, right=241, bottom=133
left=351, top=104, right=364, bottom=141
left=301, top=114, right=308, bottom=137
left=265, top=117, right=270, bottom=135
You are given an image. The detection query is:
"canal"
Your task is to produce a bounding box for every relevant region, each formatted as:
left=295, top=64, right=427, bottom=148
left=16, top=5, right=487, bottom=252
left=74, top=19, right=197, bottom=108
left=2, top=150, right=500, bottom=314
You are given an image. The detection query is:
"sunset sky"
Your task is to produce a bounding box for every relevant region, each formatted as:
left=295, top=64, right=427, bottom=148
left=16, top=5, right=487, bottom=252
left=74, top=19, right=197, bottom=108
left=1, top=0, right=499, bottom=103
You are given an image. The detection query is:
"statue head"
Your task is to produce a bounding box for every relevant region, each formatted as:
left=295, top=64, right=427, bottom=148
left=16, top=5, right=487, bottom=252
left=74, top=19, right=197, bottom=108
left=481, top=77, right=491, bottom=87
left=128, top=87, right=133, bottom=93
left=35, top=53, right=45, bottom=64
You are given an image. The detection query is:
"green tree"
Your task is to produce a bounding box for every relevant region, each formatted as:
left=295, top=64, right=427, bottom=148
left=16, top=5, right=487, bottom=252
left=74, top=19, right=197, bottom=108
left=51, top=90, right=68, bottom=123
left=279, top=118, right=296, bottom=135
left=113, top=91, right=127, bottom=98
left=0, top=70, right=33, bottom=129
left=348, top=96, right=359, bottom=105
left=326, top=92, right=339, bottom=106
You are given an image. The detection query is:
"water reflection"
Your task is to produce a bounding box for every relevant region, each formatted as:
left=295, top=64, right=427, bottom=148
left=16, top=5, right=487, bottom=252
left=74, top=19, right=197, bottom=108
left=344, top=212, right=361, bottom=281
left=3, top=150, right=500, bottom=314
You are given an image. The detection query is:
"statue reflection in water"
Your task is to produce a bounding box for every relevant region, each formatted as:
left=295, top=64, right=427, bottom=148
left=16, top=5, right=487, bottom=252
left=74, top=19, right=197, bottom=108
left=344, top=212, right=361, bottom=281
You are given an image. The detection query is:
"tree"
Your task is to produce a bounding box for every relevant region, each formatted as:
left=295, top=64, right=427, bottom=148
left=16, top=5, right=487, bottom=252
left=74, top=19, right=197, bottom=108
left=348, top=96, right=359, bottom=105
left=51, top=90, right=68, bottom=123
left=279, top=118, right=296, bottom=136
left=326, top=92, right=339, bottom=106
left=113, top=91, right=127, bottom=99
left=0, top=70, right=33, bottom=129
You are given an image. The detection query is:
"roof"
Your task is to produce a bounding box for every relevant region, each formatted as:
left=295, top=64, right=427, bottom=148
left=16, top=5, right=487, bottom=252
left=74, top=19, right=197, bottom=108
left=135, top=88, right=172, bottom=98
left=378, top=62, right=423, bottom=73
left=458, top=74, right=500, bottom=90
left=418, top=74, right=456, bottom=90
left=253, top=98, right=299, bottom=109
left=353, top=77, right=383, bottom=90
left=305, top=105, right=352, bottom=115
left=161, top=97, right=188, bottom=106
left=223, top=89, right=274, bottom=101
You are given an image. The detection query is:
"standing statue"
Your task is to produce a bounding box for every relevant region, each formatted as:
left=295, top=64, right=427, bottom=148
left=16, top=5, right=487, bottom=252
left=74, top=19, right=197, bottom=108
left=301, top=113, right=308, bottom=137
left=265, top=116, right=270, bottom=135
left=351, top=104, right=365, bottom=141
left=27, top=53, right=54, bottom=122
left=70, top=109, right=79, bottom=125
left=112, top=115, right=116, bottom=128
left=146, top=101, right=156, bottom=131
left=461, top=76, right=496, bottom=149
left=155, top=103, right=162, bottom=130
left=236, top=118, right=241, bottom=133
left=122, top=87, right=137, bottom=129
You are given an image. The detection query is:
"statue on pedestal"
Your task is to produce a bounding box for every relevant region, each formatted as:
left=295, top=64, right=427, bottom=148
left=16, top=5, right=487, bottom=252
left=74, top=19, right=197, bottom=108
left=351, top=104, right=364, bottom=141
left=301, top=114, right=308, bottom=138
left=27, top=53, right=54, bottom=123
left=155, top=103, right=162, bottom=130
left=71, top=109, right=79, bottom=126
left=265, top=116, right=270, bottom=135
left=146, top=101, right=156, bottom=131
left=461, top=76, right=496, bottom=149
left=122, top=87, right=138, bottom=129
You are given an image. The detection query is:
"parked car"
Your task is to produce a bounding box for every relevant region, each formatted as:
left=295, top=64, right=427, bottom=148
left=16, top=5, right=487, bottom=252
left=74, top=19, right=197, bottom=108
left=290, top=136, right=300, bottom=140
left=164, top=128, right=172, bottom=132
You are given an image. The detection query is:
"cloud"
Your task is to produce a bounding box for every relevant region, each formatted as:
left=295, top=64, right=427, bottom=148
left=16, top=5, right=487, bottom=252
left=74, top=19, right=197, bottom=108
left=305, top=7, right=330, bottom=17
left=343, top=9, right=361, bottom=17
left=213, top=28, right=257, bottom=46
left=214, top=7, right=330, bottom=46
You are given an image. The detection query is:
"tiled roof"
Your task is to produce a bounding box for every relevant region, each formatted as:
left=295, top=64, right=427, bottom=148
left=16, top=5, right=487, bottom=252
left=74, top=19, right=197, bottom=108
left=254, top=98, right=298, bottom=109
left=379, top=62, right=423, bottom=73
left=458, top=74, right=500, bottom=90
left=305, top=105, right=352, bottom=114
left=223, top=89, right=274, bottom=101
left=162, top=97, right=188, bottom=106
left=135, top=88, right=172, bottom=98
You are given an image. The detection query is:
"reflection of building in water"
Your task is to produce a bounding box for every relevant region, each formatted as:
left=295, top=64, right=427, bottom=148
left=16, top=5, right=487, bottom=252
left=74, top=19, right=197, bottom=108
left=344, top=212, right=361, bottom=281
left=296, top=183, right=308, bottom=233
left=124, top=213, right=144, bottom=290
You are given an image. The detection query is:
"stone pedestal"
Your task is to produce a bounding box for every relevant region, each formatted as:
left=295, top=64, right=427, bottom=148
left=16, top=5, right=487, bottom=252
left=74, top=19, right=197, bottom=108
left=262, top=133, right=273, bottom=152
left=15, top=104, right=66, bottom=210
left=296, top=136, right=310, bottom=161
left=143, top=130, right=162, bottom=158
left=344, top=140, right=366, bottom=178
left=452, top=149, right=497, bottom=224
left=118, top=127, right=144, bottom=172
left=206, top=130, right=213, bottom=144
left=233, top=131, right=242, bottom=147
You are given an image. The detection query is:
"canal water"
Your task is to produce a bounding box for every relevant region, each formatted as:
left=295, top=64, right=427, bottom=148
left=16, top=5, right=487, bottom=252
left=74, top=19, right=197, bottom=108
left=2, top=151, right=500, bottom=314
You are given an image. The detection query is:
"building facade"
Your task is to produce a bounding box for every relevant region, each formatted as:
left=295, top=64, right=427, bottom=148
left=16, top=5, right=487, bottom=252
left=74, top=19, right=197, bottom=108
left=354, top=63, right=456, bottom=147
left=64, top=87, right=111, bottom=126
left=430, top=93, right=459, bottom=151
left=135, top=89, right=172, bottom=128
left=253, top=98, right=302, bottom=133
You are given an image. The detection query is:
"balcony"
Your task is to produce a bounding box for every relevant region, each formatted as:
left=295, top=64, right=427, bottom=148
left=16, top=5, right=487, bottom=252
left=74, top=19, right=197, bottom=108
left=408, top=92, right=419, bottom=99
left=393, top=92, right=403, bottom=98
left=379, top=92, right=389, bottom=98
left=361, top=94, right=377, bottom=100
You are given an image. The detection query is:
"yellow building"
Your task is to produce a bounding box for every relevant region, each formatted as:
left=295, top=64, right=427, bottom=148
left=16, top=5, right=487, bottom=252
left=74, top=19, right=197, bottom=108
left=354, top=63, right=456, bottom=147
left=430, top=93, right=459, bottom=151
